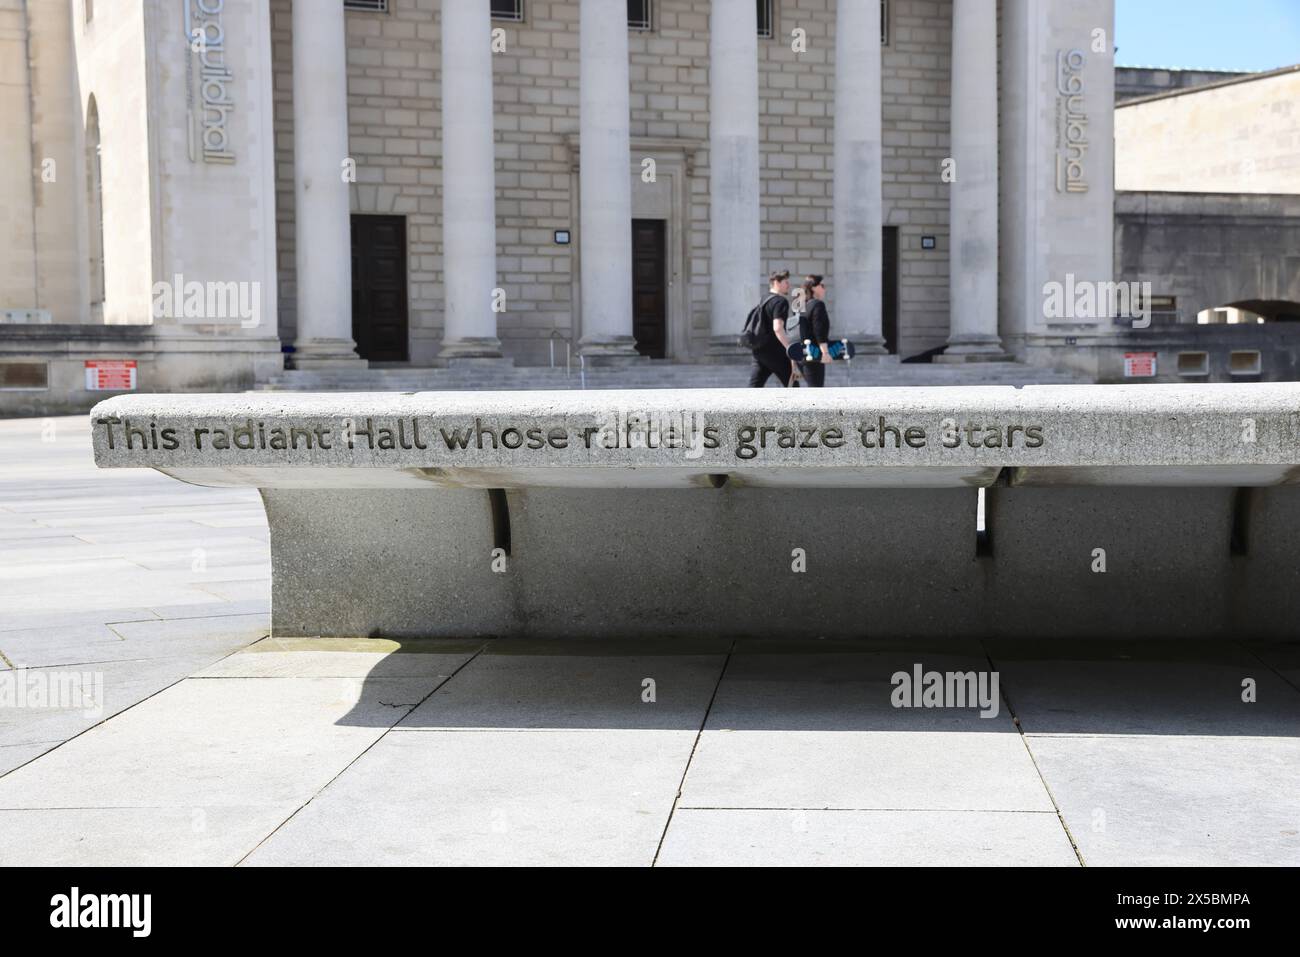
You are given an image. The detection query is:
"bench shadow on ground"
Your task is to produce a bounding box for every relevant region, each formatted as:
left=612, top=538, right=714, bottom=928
left=304, top=634, right=1300, bottom=737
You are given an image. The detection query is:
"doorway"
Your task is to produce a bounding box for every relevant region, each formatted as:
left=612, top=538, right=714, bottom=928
left=883, top=225, right=899, bottom=354
left=631, top=218, right=667, bottom=359
left=350, top=214, right=409, bottom=362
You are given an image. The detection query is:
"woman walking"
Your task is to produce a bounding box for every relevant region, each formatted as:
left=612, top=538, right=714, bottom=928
left=796, top=275, right=833, bottom=388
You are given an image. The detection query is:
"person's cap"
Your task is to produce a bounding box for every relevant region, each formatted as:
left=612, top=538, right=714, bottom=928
left=769, top=270, right=790, bottom=283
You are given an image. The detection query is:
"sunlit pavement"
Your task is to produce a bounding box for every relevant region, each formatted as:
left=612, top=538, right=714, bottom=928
left=1, top=416, right=1297, bottom=866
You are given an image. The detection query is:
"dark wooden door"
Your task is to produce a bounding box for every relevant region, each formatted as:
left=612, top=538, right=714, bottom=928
left=631, top=218, right=667, bottom=359
left=882, top=225, right=899, bottom=354
left=351, top=214, right=409, bottom=362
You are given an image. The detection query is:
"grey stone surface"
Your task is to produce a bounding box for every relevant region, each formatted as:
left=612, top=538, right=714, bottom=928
left=656, top=809, right=1078, bottom=866
left=243, top=728, right=699, bottom=867
left=0, top=415, right=271, bottom=760
left=0, top=674, right=439, bottom=809
left=5, top=414, right=1300, bottom=865
left=984, top=638, right=1300, bottom=736
left=0, top=654, right=253, bottom=750
left=0, top=806, right=299, bottom=867
left=1245, top=639, right=1300, bottom=688
left=677, top=649, right=1053, bottom=812
left=398, top=638, right=727, bottom=729
left=0, top=614, right=265, bottom=669
left=194, top=636, right=482, bottom=679
left=1025, top=734, right=1300, bottom=866
left=266, top=485, right=980, bottom=640
left=85, top=387, right=1300, bottom=641
left=679, top=730, right=1050, bottom=813
left=0, top=743, right=58, bottom=776
left=988, top=638, right=1300, bottom=866
left=89, top=384, right=1300, bottom=483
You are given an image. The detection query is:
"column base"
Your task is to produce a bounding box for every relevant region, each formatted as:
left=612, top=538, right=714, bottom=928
left=936, top=336, right=1014, bottom=363
left=292, top=338, right=363, bottom=369
left=851, top=336, right=890, bottom=356
left=440, top=337, right=503, bottom=359
left=578, top=335, right=640, bottom=358
left=934, top=352, right=1016, bottom=364
left=442, top=356, right=514, bottom=369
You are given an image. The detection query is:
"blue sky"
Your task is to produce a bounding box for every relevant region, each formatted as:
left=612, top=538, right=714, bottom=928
left=1116, top=0, right=1300, bottom=71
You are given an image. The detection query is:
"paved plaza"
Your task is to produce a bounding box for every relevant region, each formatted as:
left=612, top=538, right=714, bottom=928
left=0, top=415, right=1297, bottom=866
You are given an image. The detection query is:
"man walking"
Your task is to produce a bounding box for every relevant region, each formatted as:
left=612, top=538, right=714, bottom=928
left=746, top=270, right=799, bottom=387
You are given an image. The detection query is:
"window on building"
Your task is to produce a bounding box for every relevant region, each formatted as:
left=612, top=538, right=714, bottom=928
left=628, top=0, right=653, bottom=31
left=757, top=0, right=774, bottom=38
left=343, top=0, right=388, bottom=10
left=491, top=0, right=525, bottom=22
left=85, top=0, right=93, bottom=23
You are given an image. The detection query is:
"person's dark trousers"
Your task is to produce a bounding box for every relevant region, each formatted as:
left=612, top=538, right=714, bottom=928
left=799, top=361, right=826, bottom=388
left=748, top=348, right=794, bottom=387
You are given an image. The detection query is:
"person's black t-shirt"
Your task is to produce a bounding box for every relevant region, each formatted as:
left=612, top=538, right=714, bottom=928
left=755, top=295, right=790, bottom=353
left=799, top=299, right=830, bottom=345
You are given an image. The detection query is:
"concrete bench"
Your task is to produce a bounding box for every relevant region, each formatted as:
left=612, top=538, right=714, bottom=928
left=91, top=384, right=1300, bottom=640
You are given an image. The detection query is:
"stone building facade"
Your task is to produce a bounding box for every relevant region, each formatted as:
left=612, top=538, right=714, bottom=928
left=271, top=0, right=969, bottom=365
left=1, top=0, right=1121, bottom=410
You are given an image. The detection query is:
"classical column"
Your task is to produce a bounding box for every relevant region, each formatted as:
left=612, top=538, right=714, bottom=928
left=291, top=0, right=360, bottom=367
left=440, top=0, right=502, bottom=358
left=834, top=0, right=887, bottom=353
left=578, top=0, right=637, bottom=356
left=708, top=0, right=760, bottom=351
left=945, top=0, right=1007, bottom=357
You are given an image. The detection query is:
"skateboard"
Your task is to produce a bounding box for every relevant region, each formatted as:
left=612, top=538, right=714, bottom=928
left=787, top=338, right=856, bottom=362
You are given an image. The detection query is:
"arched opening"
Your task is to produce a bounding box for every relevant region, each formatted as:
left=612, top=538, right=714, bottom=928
left=85, top=95, right=105, bottom=322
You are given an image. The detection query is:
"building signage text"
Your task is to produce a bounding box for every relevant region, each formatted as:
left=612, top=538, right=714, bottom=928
left=1055, top=49, right=1088, bottom=194
left=183, top=0, right=234, bottom=164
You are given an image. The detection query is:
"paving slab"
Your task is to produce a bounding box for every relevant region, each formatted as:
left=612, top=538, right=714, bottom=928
left=656, top=808, right=1078, bottom=866
left=0, top=805, right=299, bottom=867
left=1244, top=639, right=1300, bottom=690
left=0, top=742, right=60, bottom=777
left=194, top=636, right=481, bottom=679
left=148, top=599, right=270, bottom=621
left=1025, top=734, right=1300, bottom=866
left=677, top=648, right=1052, bottom=812
left=399, top=638, right=728, bottom=731
left=0, top=614, right=265, bottom=669
left=243, top=728, right=698, bottom=866
left=984, top=638, right=1300, bottom=736
left=0, top=608, right=162, bottom=635
left=0, top=674, right=440, bottom=811
left=0, top=653, right=246, bottom=750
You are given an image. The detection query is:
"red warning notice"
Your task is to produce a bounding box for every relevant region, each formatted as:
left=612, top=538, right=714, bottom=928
left=84, top=360, right=138, bottom=391
left=1123, top=352, right=1157, bottom=378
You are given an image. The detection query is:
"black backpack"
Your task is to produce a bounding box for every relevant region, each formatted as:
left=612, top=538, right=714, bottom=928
left=740, top=294, right=781, bottom=349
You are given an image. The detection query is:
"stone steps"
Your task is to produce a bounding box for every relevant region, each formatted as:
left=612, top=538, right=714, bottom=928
left=258, top=360, right=1090, bottom=392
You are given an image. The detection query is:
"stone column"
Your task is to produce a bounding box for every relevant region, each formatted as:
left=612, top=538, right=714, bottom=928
left=577, top=0, right=637, bottom=356
left=834, top=0, right=887, bottom=353
left=944, top=0, right=1007, bottom=358
left=708, top=0, right=760, bottom=350
left=291, top=0, right=360, bottom=367
left=440, top=0, right=502, bottom=358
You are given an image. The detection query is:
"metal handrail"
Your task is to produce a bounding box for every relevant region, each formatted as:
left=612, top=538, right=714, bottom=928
left=548, top=329, right=572, bottom=377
